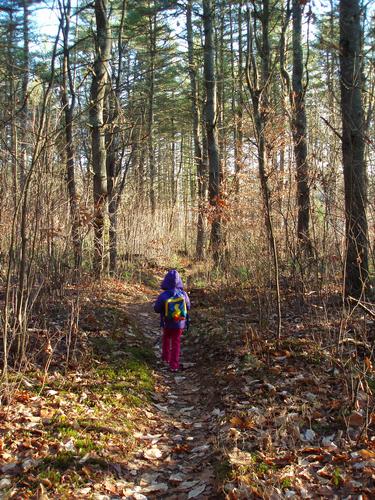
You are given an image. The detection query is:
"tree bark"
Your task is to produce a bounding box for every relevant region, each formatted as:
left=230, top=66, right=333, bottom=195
left=89, top=0, right=111, bottom=276
left=203, top=0, right=222, bottom=265
left=20, top=0, right=29, bottom=190
left=231, top=1, right=244, bottom=196
left=246, top=1, right=282, bottom=338
left=339, top=0, right=369, bottom=297
left=187, top=0, right=206, bottom=260
left=106, top=0, right=127, bottom=274
left=291, top=0, right=311, bottom=251
left=148, top=5, right=156, bottom=216
left=106, top=91, right=118, bottom=275
left=60, top=0, right=81, bottom=269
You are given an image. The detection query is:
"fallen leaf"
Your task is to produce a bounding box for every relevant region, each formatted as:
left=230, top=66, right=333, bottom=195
left=364, top=356, right=373, bottom=371
left=188, top=483, right=206, bottom=498
left=230, top=415, right=255, bottom=430
left=169, top=472, right=185, bottom=483
left=143, top=447, right=162, bottom=460
left=172, top=443, right=191, bottom=453
left=144, top=482, right=168, bottom=493
left=358, top=449, right=375, bottom=459
left=180, top=480, right=200, bottom=489
left=81, top=465, right=94, bottom=477
left=36, top=483, right=50, bottom=500
left=0, top=478, right=12, bottom=490
left=14, top=390, right=31, bottom=403
left=348, top=411, right=365, bottom=427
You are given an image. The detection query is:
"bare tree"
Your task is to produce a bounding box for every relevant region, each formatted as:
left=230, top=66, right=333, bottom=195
left=59, top=0, right=82, bottom=269
left=246, top=0, right=281, bottom=338
left=89, top=0, right=111, bottom=275
left=19, top=0, right=29, bottom=190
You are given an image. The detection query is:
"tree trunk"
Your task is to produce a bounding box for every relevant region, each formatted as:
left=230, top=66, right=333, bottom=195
left=106, top=92, right=117, bottom=274
left=60, top=0, right=81, bottom=269
left=137, top=110, right=146, bottom=204
left=339, top=0, right=369, bottom=297
left=20, top=0, right=29, bottom=190
left=203, top=0, right=222, bottom=266
left=291, top=0, right=311, bottom=251
left=148, top=6, right=156, bottom=216
left=231, top=1, right=244, bottom=196
left=89, top=0, right=111, bottom=276
left=8, top=10, right=18, bottom=209
left=187, top=0, right=206, bottom=260
left=216, top=0, right=225, bottom=170
left=106, top=0, right=127, bottom=274
left=246, top=1, right=282, bottom=338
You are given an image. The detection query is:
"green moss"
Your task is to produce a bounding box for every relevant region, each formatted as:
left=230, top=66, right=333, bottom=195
left=332, top=467, right=343, bottom=486
left=214, top=459, right=233, bottom=481
left=39, top=469, right=62, bottom=485
left=58, top=427, right=80, bottom=439
left=281, top=477, right=293, bottom=490
left=128, top=345, right=155, bottom=364
left=42, top=451, right=76, bottom=471
left=91, top=336, right=119, bottom=356
left=125, top=394, right=144, bottom=407
left=94, top=355, right=154, bottom=398
left=241, top=353, right=264, bottom=370
left=75, top=437, right=99, bottom=453
left=234, top=266, right=251, bottom=282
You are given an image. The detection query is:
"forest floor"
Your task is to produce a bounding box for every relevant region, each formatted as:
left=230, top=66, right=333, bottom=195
left=1, top=264, right=375, bottom=499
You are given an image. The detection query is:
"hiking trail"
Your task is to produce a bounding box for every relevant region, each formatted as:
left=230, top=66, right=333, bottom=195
left=120, top=287, right=222, bottom=499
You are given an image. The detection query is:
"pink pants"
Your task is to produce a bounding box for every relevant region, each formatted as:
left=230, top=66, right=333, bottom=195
left=162, top=328, right=183, bottom=370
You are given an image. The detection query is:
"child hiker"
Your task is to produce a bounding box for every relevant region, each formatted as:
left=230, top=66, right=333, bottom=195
left=154, top=269, right=190, bottom=372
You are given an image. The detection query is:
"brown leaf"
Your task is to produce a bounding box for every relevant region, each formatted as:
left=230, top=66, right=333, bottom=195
left=39, top=408, right=55, bottom=418
left=364, top=356, right=373, bottom=371
left=40, top=478, right=53, bottom=488
left=104, top=480, right=117, bottom=493
left=44, top=340, right=53, bottom=355
left=144, top=447, right=163, bottom=460
left=328, top=400, right=342, bottom=410
left=332, top=453, right=349, bottom=462
left=230, top=415, right=255, bottom=430
left=36, top=483, right=50, bottom=500
left=348, top=411, right=365, bottom=427
left=317, top=466, right=332, bottom=479
left=18, top=439, right=33, bottom=451
left=14, top=390, right=31, bottom=403
left=358, top=449, right=375, bottom=459
left=301, top=446, right=323, bottom=453
left=81, top=465, right=93, bottom=477
left=172, top=444, right=191, bottom=453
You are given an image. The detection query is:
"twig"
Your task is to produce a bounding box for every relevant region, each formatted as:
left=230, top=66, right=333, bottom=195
left=320, top=116, right=343, bottom=140
left=348, top=296, right=375, bottom=319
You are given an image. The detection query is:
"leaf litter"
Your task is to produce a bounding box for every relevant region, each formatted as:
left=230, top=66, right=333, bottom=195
left=1, top=273, right=374, bottom=499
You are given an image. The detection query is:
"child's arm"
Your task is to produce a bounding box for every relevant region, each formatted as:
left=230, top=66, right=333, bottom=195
left=154, top=293, right=164, bottom=313
left=184, top=291, right=191, bottom=310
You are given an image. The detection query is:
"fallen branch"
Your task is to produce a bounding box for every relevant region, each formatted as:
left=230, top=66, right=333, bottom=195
left=348, top=296, right=375, bottom=319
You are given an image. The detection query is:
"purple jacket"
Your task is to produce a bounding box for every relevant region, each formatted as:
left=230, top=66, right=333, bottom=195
left=154, top=270, right=191, bottom=330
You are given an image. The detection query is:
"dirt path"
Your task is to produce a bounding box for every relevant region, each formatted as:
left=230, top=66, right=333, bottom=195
left=121, top=296, right=222, bottom=499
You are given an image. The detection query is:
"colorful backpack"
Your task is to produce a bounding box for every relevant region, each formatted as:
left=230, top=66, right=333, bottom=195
left=165, top=291, right=187, bottom=322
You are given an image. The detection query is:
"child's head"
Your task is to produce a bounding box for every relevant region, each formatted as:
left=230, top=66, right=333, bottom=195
left=161, top=269, right=184, bottom=290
